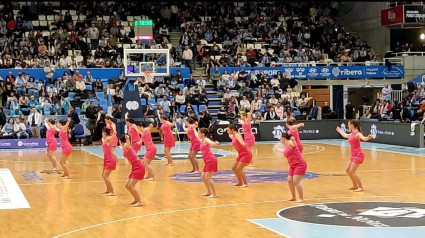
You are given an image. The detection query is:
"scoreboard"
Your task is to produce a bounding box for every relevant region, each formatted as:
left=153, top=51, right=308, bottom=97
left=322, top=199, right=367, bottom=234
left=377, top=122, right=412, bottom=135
left=134, top=19, right=153, bottom=40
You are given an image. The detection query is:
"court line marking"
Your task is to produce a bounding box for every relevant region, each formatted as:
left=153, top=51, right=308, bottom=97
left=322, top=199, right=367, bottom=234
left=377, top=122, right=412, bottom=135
left=51, top=194, right=425, bottom=238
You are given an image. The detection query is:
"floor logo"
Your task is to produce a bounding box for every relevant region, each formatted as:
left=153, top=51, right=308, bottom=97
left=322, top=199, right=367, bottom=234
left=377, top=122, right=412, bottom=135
left=249, top=202, right=425, bottom=238
left=277, top=202, right=425, bottom=227
left=169, top=169, right=318, bottom=183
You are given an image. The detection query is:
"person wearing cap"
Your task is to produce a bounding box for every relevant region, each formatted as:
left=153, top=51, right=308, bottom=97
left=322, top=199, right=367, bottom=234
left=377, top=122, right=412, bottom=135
left=28, top=95, right=39, bottom=108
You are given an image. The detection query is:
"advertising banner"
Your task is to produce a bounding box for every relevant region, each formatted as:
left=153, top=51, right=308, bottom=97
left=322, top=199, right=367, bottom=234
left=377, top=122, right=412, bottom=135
left=404, top=5, right=425, bottom=23
left=381, top=5, right=404, bottom=26
left=341, top=120, right=424, bottom=148
left=211, top=65, right=404, bottom=79
left=0, top=139, right=60, bottom=149
left=258, top=120, right=342, bottom=141
left=212, top=124, right=260, bottom=142
left=213, top=120, right=423, bottom=147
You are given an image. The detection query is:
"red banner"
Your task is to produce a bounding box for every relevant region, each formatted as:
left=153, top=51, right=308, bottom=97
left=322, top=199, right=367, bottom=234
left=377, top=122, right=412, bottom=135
left=381, top=5, right=404, bottom=26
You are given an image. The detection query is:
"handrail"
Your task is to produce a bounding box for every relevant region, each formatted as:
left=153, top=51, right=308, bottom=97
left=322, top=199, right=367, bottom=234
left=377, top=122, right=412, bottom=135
left=393, top=52, right=425, bottom=57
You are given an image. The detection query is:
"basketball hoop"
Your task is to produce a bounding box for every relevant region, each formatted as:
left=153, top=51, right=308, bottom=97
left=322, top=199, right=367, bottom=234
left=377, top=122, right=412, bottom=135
left=143, top=71, right=154, bottom=83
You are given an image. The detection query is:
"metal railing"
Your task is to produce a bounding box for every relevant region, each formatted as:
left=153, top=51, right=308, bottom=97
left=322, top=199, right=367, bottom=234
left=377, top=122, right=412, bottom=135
left=391, top=89, right=403, bottom=102
left=392, top=52, right=425, bottom=57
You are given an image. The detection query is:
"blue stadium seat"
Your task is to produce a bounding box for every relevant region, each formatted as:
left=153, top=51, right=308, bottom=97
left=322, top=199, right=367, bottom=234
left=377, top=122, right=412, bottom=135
left=260, top=104, right=266, bottom=112
left=85, top=85, right=93, bottom=92
left=96, top=92, right=105, bottom=99
left=99, top=99, right=108, bottom=108
left=180, top=105, right=186, bottom=114
left=178, top=84, right=185, bottom=91
left=148, top=98, right=156, bottom=105
left=68, top=92, right=76, bottom=100
left=75, top=107, right=81, bottom=114
left=157, top=98, right=164, bottom=103
left=140, top=98, right=146, bottom=105
left=199, top=105, right=206, bottom=112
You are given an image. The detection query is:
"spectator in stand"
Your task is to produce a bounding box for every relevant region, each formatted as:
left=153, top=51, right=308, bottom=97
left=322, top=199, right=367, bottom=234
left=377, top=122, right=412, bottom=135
left=345, top=101, right=356, bottom=119
left=198, top=91, right=209, bottom=107
left=264, top=107, right=277, bottom=120
left=275, top=103, right=285, bottom=120
left=182, top=45, right=193, bottom=72
left=411, top=100, right=425, bottom=121
left=269, top=94, right=279, bottom=106
left=83, top=71, right=94, bottom=85
left=239, top=95, right=251, bottom=113
left=14, top=118, right=29, bottom=139
left=0, top=108, right=6, bottom=129
left=41, top=98, right=52, bottom=116
left=238, top=68, right=249, bottom=87
left=27, top=107, right=42, bottom=138
left=381, top=83, right=393, bottom=102
left=196, top=77, right=206, bottom=90
left=28, top=95, right=39, bottom=109
left=160, top=95, right=171, bottom=116
left=75, top=77, right=86, bottom=94
left=81, top=99, right=91, bottom=115
left=2, top=118, right=15, bottom=139
left=190, top=83, right=202, bottom=99
left=26, top=77, right=38, bottom=99
left=379, top=99, right=392, bottom=120
left=94, top=78, right=103, bottom=92
left=88, top=23, right=100, bottom=50
left=15, top=72, right=26, bottom=98
left=86, top=101, right=98, bottom=139
left=44, top=61, right=54, bottom=85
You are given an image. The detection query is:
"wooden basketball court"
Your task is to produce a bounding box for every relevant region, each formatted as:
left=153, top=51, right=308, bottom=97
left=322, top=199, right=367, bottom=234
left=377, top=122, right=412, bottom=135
left=1, top=141, right=425, bottom=238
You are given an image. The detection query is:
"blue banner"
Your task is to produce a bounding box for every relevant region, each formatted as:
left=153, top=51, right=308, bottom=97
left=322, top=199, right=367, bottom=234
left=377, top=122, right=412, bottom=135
left=0, top=138, right=61, bottom=149
left=211, top=65, right=404, bottom=79
left=0, top=67, right=190, bottom=82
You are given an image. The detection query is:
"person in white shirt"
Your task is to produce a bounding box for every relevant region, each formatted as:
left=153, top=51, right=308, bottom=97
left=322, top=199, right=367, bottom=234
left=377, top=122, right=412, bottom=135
left=251, top=96, right=263, bottom=112
left=84, top=71, right=94, bottom=85
left=88, top=23, right=100, bottom=49
left=14, top=118, right=29, bottom=139
left=27, top=107, right=42, bottom=138
left=270, top=76, right=280, bottom=91
left=196, top=77, right=206, bottom=90
left=268, top=94, right=279, bottom=106
left=239, top=96, right=251, bottom=112
left=275, top=103, right=285, bottom=120
left=381, top=83, right=393, bottom=102
left=182, top=46, right=193, bottom=70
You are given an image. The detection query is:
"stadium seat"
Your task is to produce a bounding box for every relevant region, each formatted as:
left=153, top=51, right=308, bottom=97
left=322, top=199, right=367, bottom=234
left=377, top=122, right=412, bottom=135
left=68, top=92, right=76, bottom=100
left=148, top=98, right=156, bottom=105
left=140, top=98, right=146, bottom=105
left=74, top=124, right=86, bottom=146
left=75, top=107, right=81, bottom=114
left=180, top=105, right=186, bottom=114
left=96, top=92, right=105, bottom=99
left=199, top=105, right=206, bottom=112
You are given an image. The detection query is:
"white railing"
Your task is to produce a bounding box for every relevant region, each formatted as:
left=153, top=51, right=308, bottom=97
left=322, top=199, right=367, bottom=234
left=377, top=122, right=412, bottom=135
left=392, top=52, right=425, bottom=57
left=270, top=60, right=402, bottom=67
left=391, top=89, right=403, bottom=102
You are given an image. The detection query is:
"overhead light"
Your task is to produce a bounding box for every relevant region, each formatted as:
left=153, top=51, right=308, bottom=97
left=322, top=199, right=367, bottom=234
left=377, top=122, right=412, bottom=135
left=420, top=33, right=425, bottom=40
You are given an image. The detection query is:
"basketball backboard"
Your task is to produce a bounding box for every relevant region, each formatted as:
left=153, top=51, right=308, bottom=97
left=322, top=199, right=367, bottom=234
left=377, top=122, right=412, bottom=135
left=123, top=48, right=170, bottom=77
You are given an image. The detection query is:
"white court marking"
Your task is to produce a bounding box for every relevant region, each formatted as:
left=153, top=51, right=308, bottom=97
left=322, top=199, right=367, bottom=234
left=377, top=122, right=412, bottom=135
left=0, top=168, right=30, bottom=210
left=52, top=194, right=425, bottom=238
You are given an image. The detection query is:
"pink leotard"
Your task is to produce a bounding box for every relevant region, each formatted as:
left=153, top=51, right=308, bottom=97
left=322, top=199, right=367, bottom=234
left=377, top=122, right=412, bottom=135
left=288, top=128, right=303, bottom=153
left=187, top=128, right=200, bottom=151
left=242, top=122, right=255, bottom=147
left=141, top=131, right=157, bottom=160
left=46, top=128, right=57, bottom=152
left=107, top=122, right=118, bottom=147
left=122, top=146, right=145, bottom=180
left=200, top=141, right=218, bottom=172
left=161, top=123, right=175, bottom=148
left=348, top=131, right=365, bottom=164
left=128, top=126, right=142, bottom=152
left=232, top=134, right=252, bottom=164
left=102, top=139, right=116, bottom=170
left=283, top=143, right=307, bottom=176
left=59, top=130, right=72, bottom=156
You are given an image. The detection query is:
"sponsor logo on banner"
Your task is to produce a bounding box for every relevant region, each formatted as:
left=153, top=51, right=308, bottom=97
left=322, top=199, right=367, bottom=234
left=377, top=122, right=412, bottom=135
left=404, top=5, right=425, bottom=23
left=300, top=129, right=320, bottom=134
left=216, top=126, right=258, bottom=136
left=0, top=141, right=12, bottom=147
left=371, top=124, right=377, bottom=139
left=295, top=67, right=306, bottom=77
left=125, top=101, right=139, bottom=110
left=272, top=125, right=286, bottom=139
left=332, top=67, right=340, bottom=77
left=381, top=6, right=404, bottom=26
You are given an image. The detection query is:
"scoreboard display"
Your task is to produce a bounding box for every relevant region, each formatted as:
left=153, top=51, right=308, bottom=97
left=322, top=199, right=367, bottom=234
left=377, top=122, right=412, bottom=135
left=134, top=20, right=153, bottom=40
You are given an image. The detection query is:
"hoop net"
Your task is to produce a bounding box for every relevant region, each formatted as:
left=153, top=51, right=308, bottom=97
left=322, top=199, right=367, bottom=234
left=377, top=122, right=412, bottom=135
left=143, top=71, right=154, bottom=83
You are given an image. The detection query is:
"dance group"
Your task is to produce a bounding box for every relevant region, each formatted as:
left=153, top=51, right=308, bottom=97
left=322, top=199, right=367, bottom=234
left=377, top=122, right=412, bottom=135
left=43, top=108, right=372, bottom=206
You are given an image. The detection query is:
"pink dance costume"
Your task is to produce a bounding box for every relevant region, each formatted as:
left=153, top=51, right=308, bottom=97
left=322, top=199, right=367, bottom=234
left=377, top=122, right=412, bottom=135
left=107, top=122, right=118, bottom=147
left=200, top=141, right=218, bottom=172
left=141, top=131, right=157, bottom=160
left=348, top=131, right=365, bottom=164
left=232, top=135, right=252, bottom=164
left=122, top=146, right=145, bottom=180
left=288, top=128, right=303, bottom=153
left=187, top=128, right=200, bottom=151
left=102, top=140, right=116, bottom=170
left=46, top=128, right=57, bottom=152
left=128, top=126, right=142, bottom=152
left=59, top=130, right=73, bottom=156
left=161, top=123, right=175, bottom=148
left=283, top=144, right=307, bottom=176
left=242, top=122, right=255, bottom=147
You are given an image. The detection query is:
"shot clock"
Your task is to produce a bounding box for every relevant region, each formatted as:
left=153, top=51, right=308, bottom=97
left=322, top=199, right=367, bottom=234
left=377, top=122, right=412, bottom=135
left=134, top=19, right=153, bottom=40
